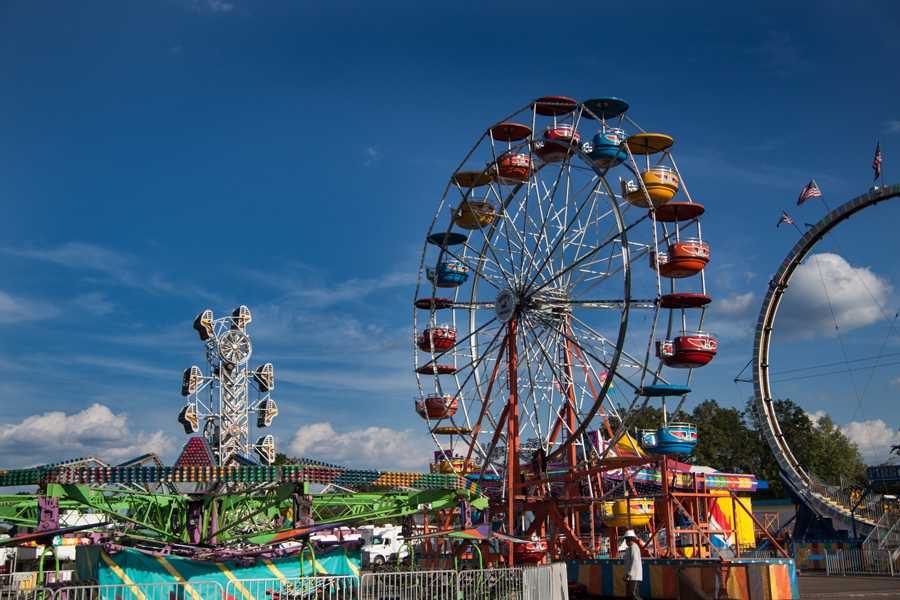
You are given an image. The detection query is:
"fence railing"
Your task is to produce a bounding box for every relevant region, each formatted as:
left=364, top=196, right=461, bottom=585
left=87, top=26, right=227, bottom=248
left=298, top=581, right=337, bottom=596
left=225, top=576, right=357, bottom=600
left=457, top=567, right=523, bottom=600
left=0, top=589, right=53, bottom=600
left=824, top=548, right=897, bottom=576
left=54, top=582, right=226, bottom=600
left=808, top=474, right=891, bottom=527
left=863, top=511, right=900, bottom=553
left=359, top=570, right=457, bottom=600
left=1, top=564, right=569, bottom=600
left=523, top=563, right=567, bottom=600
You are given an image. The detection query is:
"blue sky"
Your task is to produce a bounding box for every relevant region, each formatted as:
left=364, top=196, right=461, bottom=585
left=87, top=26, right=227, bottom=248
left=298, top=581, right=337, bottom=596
left=1, top=0, right=899, bottom=470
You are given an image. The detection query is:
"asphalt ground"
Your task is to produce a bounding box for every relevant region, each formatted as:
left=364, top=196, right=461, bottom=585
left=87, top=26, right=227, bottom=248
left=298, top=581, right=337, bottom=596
left=800, top=574, right=900, bottom=598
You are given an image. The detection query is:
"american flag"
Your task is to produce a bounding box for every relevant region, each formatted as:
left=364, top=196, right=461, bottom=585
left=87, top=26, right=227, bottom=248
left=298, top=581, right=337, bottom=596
left=776, top=210, right=795, bottom=228
left=873, top=141, right=883, bottom=180
left=796, top=179, right=822, bottom=205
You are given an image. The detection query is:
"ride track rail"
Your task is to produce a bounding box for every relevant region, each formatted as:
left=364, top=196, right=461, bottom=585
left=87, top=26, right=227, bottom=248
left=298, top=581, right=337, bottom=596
left=753, top=182, right=900, bottom=531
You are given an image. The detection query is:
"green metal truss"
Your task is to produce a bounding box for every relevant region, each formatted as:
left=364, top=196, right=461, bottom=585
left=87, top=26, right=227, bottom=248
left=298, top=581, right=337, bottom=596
left=0, top=483, right=487, bottom=547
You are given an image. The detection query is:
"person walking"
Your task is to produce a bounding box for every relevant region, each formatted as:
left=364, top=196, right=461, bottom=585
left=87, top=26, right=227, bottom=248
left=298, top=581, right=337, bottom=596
left=623, top=529, right=643, bottom=599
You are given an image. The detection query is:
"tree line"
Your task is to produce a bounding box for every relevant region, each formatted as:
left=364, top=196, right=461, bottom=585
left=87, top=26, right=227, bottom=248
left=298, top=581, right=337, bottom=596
left=625, top=398, right=867, bottom=497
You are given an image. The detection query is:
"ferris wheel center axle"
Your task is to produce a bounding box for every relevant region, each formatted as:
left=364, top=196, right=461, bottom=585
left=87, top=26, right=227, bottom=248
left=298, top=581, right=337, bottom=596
left=494, top=287, right=571, bottom=324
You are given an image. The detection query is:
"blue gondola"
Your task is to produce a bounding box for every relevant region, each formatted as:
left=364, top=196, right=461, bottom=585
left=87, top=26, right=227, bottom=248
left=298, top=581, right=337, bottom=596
left=427, top=260, right=470, bottom=288
left=427, top=231, right=467, bottom=247
left=582, top=97, right=630, bottom=120
left=639, top=383, right=691, bottom=397
left=642, top=422, right=698, bottom=455
left=588, top=128, right=627, bottom=168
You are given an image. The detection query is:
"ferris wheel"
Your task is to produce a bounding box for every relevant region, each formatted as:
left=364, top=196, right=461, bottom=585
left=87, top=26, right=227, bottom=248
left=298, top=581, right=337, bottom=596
left=411, top=96, right=718, bottom=516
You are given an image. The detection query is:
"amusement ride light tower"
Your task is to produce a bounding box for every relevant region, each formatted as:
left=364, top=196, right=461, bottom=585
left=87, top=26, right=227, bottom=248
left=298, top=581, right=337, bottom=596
left=179, top=305, right=278, bottom=466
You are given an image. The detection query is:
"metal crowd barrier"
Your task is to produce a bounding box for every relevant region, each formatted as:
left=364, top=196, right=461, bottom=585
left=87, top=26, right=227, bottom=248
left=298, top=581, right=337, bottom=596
left=17, top=563, right=569, bottom=600
left=457, top=567, right=523, bottom=600
left=825, top=548, right=897, bottom=576
left=0, top=589, right=54, bottom=600
left=523, top=563, right=568, bottom=600
left=52, top=581, right=225, bottom=600
left=359, top=570, right=457, bottom=600
left=225, top=576, right=358, bottom=600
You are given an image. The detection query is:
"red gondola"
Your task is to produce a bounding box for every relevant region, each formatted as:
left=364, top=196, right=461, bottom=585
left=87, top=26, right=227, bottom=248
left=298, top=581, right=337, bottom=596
left=534, top=125, right=581, bottom=163
left=490, top=122, right=532, bottom=142
left=656, top=333, right=718, bottom=368
left=533, top=96, right=577, bottom=116
left=494, top=153, right=533, bottom=184
left=416, top=327, right=456, bottom=352
left=514, top=540, right=548, bottom=564
left=415, top=394, right=459, bottom=420
left=655, top=201, right=705, bottom=223
left=414, top=297, right=453, bottom=310
left=659, top=293, right=711, bottom=309
left=416, top=364, right=457, bottom=375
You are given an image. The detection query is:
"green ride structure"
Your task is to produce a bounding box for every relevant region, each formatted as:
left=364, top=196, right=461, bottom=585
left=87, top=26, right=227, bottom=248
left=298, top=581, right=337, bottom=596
left=0, top=306, right=486, bottom=568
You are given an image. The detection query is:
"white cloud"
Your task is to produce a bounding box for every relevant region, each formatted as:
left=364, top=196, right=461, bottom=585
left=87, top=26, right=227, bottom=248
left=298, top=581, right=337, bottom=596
left=716, top=292, right=756, bottom=317
left=0, top=291, right=59, bottom=324
left=778, top=253, right=892, bottom=338
left=206, top=0, right=234, bottom=12
left=5, top=242, right=218, bottom=301
left=188, top=0, right=234, bottom=13
left=885, top=120, right=900, bottom=135
left=805, top=410, right=827, bottom=424
left=704, top=291, right=758, bottom=340
left=289, top=422, right=432, bottom=471
left=72, top=292, right=115, bottom=316
left=841, top=419, right=900, bottom=464
left=364, top=146, right=381, bottom=167
left=69, top=356, right=173, bottom=380
left=748, top=30, right=810, bottom=77
left=244, top=269, right=414, bottom=309
left=0, top=404, right=173, bottom=468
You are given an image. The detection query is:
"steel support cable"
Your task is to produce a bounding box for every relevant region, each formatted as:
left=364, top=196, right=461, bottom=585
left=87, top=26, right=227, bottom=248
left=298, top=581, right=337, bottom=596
left=808, top=251, right=866, bottom=423
left=805, top=204, right=899, bottom=424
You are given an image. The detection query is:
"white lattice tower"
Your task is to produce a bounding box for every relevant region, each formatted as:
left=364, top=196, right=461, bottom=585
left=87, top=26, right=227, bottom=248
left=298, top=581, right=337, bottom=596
left=179, top=306, right=278, bottom=466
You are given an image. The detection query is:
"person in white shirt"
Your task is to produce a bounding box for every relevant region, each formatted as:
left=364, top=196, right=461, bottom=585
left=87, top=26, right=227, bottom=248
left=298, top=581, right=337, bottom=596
left=622, top=529, right=643, bottom=599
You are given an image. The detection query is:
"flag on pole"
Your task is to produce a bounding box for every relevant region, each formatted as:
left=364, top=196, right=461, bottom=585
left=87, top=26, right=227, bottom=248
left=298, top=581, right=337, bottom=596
left=873, top=140, right=883, bottom=181
left=776, top=210, right=795, bottom=228
left=796, top=179, right=822, bottom=205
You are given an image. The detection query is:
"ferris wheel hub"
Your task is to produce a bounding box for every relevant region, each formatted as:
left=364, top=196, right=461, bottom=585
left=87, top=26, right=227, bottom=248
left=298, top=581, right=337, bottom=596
left=525, top=287, right=571, bottom=326
left=495, top=289, right=517, bottom=323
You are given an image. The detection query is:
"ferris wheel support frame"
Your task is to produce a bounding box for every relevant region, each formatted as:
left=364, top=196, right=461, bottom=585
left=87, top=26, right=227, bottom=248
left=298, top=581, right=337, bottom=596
left=752, top=183, right=900, bottom=504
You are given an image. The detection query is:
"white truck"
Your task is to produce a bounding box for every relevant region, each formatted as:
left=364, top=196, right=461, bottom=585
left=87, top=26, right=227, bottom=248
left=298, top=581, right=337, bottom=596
left=359, top=525, right=410, bottom=567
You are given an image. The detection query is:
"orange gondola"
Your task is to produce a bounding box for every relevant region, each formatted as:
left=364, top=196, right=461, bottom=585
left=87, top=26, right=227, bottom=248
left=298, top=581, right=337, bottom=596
left=652, top=239, right=710, bottom=278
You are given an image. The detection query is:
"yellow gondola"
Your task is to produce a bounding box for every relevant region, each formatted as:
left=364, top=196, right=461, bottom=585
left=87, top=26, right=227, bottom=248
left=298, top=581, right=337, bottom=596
left=453, top=200, right=497, bottom=229
left=623, top=166, right=680, bottom=208
left=625, top=132, right=674, bottom=155
left=601, top=498, right=655, bottom=528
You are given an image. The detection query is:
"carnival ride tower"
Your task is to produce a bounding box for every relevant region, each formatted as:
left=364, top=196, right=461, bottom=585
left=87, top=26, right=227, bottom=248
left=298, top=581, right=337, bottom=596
left=179, top=306, right=278, bottom=466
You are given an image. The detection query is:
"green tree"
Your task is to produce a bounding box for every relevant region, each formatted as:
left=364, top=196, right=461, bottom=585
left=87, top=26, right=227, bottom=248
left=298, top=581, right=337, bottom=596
left=744, top=398, right=866, bottom=496
left=690, top=399, right=761, bottom=476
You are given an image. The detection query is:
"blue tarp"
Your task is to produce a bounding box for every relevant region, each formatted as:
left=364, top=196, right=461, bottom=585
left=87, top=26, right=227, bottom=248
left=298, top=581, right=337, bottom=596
left=76, top=546, right=360, bottom=589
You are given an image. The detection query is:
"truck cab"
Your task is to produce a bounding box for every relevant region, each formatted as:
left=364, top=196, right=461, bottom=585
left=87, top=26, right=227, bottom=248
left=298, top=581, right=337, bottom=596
left=360, top=526, right=408, bottom=567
